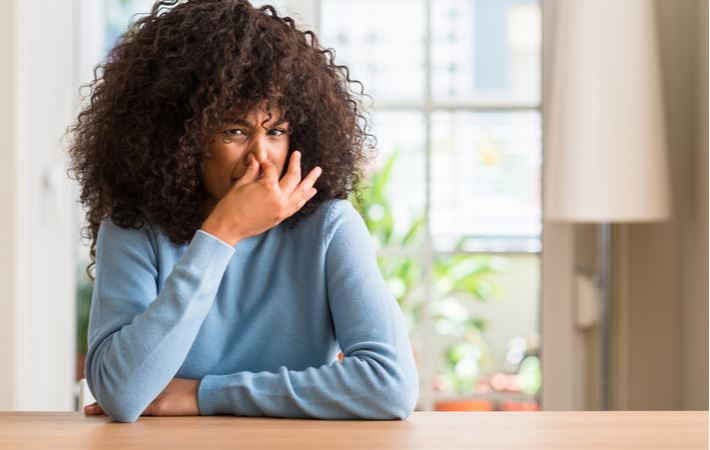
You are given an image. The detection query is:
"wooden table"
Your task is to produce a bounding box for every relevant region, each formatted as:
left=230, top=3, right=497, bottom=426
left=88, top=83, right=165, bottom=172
left=0, top=411, right=706, bottom=449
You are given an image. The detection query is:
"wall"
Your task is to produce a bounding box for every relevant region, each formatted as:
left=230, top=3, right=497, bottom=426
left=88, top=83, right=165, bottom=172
left=0, top=0, right=18, bottom=410
left=610, top=0, right=708, bottom=410
left=684, top=0, right=708, bottom=410
left=0, top=0, right=77, bottom=410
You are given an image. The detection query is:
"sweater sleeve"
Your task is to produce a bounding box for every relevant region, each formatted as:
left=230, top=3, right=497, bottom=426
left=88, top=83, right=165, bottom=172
left=197, top=200, right=420, bottom=420
left=85, top=220, right=235, bottom=423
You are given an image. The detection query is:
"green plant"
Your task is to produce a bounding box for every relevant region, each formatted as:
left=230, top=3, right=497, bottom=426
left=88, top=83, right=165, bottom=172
left=431, top=252, right=505, bottom=394
left=350, top=148, right=426, bottom=333
left=76, top=263, right=93, bottom=357
left=350, top=149, right=505, bottom=395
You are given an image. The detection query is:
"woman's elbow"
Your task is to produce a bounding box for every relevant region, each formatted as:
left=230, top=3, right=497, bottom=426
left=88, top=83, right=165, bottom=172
left=105, top=406, right=141, bottom=423
left=86, top=376, right=142, bottom=423
left=86, top=356, right=145, bottom=422
left=368, top=374, right=419, bottom=420
left=389, top=379, right=419, bottom=419
left=90, top=387, right=143, bottom=423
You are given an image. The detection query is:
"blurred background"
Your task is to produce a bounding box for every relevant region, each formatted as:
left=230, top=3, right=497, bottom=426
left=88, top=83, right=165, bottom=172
left=0, top=0, right=706, bottom=413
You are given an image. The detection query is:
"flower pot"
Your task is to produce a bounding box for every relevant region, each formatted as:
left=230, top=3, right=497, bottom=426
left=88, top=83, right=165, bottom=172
left=434, top=399, right=494, bottom=411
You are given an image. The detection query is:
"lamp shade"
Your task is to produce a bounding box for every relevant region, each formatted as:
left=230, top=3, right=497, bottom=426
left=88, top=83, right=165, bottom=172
left=543, top=0, right=671, bottom=223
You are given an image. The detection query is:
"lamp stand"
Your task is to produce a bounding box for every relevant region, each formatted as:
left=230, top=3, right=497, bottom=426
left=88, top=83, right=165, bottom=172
left=598, top=222, right=611, bottom=410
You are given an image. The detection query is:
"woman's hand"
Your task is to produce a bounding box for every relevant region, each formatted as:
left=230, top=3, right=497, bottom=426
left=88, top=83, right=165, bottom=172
left=84, top=377, right=201, bottom=417
left=201, top=151, right=322, bottom=246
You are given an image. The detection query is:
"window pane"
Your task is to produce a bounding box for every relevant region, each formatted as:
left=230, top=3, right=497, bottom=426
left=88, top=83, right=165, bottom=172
left=430, top=253, right=540, bottom=409
left=365, top=111, right=426, bottom=247
left=104, top=1, right=288, bottom=52
left=431, top=110, right=541, bottom=252
left=431, top=0, right=541, bottom=105
left=321, top=0, right=425, bottom=103
left=105, top=0, right=156, bottom=51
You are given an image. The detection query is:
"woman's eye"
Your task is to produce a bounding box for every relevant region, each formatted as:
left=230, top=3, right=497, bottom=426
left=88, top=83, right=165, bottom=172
left=225, top=128, right=247, bottom=137
left=269, top=128, right=288, bottom=137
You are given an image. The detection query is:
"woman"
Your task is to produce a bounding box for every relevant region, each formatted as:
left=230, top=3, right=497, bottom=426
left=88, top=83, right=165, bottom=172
left=68, top=0, right=419, bottom=423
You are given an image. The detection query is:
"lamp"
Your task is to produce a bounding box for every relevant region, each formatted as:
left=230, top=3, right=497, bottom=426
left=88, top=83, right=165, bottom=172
left=543, top=0, right=671, bottom=410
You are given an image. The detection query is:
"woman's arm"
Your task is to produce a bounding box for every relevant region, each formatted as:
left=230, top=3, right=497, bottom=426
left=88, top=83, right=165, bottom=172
left=86, top=154, right=320, bottom=423
left=197, top=200, right=420, bottom=420
left=85, top=220, right=235, bottom=423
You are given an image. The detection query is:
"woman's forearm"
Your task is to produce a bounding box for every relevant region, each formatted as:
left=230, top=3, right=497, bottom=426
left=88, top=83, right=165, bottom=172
left=197, top=317, right=418, bottom=420
left=86, top=225, right=235, bottom=423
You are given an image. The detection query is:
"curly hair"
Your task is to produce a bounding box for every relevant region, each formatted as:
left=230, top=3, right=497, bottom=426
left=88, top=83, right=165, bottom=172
left=68, top=0, right=375, bottom=280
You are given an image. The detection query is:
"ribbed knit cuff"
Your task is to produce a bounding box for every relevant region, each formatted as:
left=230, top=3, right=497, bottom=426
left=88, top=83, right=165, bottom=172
left=198, top=374, right=233, bottom=416
left=183, top=230, right=235, bottom=271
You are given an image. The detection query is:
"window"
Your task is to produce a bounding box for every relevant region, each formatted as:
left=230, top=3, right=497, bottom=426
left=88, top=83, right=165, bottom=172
left=320, top=0, right=542, bottom=411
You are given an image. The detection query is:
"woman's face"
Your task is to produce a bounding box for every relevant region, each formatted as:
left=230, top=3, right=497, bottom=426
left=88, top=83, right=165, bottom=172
left=201, top=104, right=290, bottom=207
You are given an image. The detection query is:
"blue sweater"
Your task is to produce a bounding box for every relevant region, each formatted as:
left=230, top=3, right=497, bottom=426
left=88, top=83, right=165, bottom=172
left=85, top=198, right=419, bottom=423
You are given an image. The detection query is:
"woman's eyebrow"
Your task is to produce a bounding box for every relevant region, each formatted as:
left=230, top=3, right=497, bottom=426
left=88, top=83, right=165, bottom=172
left=226, top=117, right=289, bottom=128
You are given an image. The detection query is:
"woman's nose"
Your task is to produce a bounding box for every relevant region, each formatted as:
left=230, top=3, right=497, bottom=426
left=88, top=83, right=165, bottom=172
left=248, top=135, right=269, bottom=163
